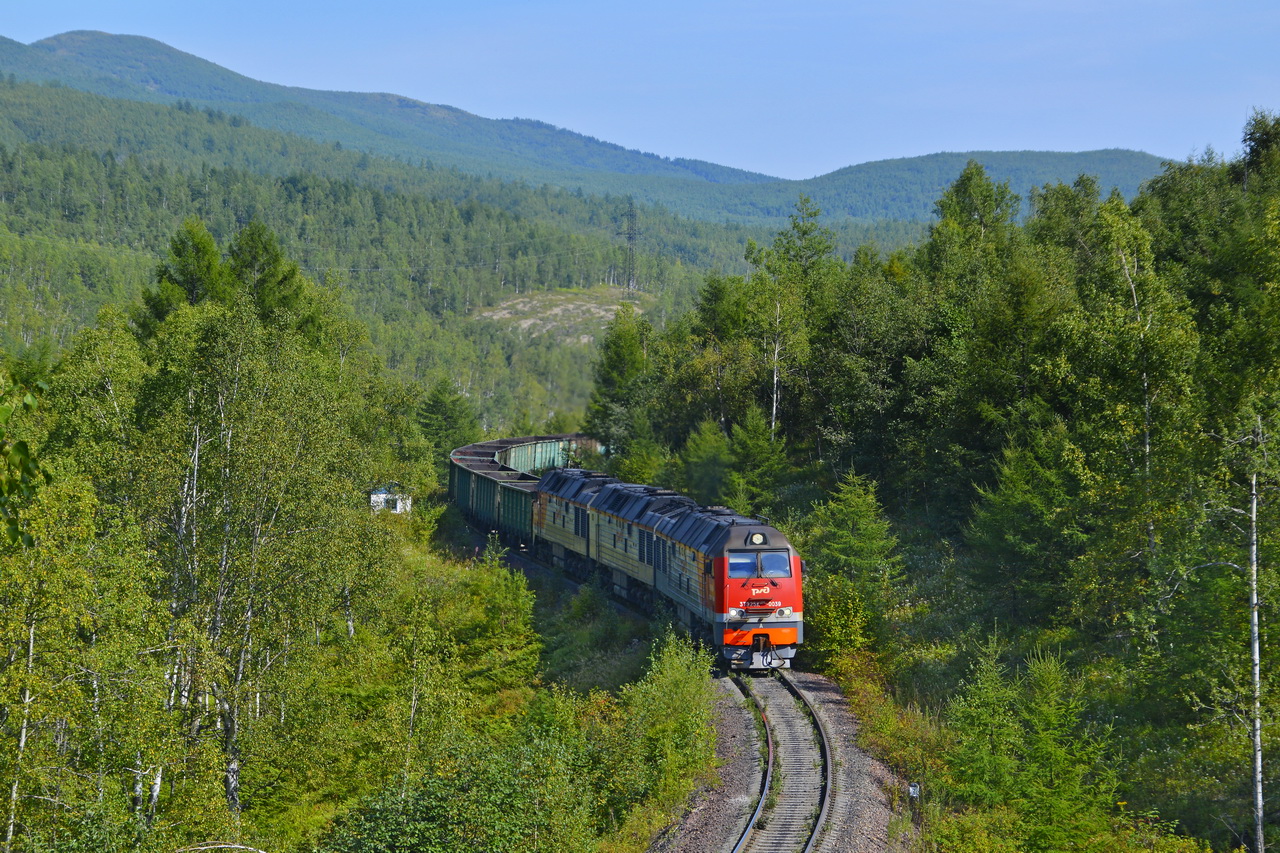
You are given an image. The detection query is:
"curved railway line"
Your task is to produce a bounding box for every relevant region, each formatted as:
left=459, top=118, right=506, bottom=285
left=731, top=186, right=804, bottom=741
left=447, top=435, right=893, bottom=851
left=731, top=672, right=833, bottom=853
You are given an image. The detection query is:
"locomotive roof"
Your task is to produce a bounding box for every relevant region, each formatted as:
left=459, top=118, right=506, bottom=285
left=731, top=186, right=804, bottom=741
left=536, top=468, right=618, bottom=502
left=536, top=468, right=787, bottom=552
left=594, top=482, right=697, bottom=526
left=664, top=505, right=783, bottom=552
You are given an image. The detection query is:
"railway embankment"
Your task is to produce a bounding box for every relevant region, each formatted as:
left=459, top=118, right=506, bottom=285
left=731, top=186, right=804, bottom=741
left=651, top=669, right=900, bottom=853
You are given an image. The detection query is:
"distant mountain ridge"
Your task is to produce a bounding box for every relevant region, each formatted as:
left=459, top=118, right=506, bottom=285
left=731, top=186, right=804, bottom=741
left=0, top=30, right=1170, bottom=223
left=0, top=31, right=776, bottom=185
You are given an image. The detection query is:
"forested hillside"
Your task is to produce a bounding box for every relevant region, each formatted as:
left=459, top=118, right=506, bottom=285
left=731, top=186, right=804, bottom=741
left=0, top=76, right=771, bottom=269
left=584, top=112, right=1280, bottom=851
left=0, top=217, right=720, bottom=852
left=0, top=31, right=1166, bottom=225
left=0, top=76, right=948, bottom=430
left=0, top=78, right=733, bottom=430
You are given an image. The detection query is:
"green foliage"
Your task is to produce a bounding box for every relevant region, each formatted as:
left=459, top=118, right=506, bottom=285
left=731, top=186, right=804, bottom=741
left=321, top=733, right=597, bottom=853
left=725, top=404, right=788, bottom=515
left=581, top=112, right=1280, bottom=849
left=805, top=472, right=899, bottom=580
left=0, top=221, right=626, bottom=851
left=0, top=118, right=709, bottom=431
left=0, top=73, right=1168, bottom=430
left=0, top=473, right=177, bottom=847
left=800, top=572, right=870, bottom=663
left=318, top=633, right=716, bottom=853
left=417, top=378, right=481, bottom=484
left=583, top=303, right=652, bottom=454
left=144, top=217, right=232, bottom=322
left=0, top=377, right=49, bottom=543
left=944, top=638, right=1023, bottom=808
left=919, top=804, right=1022, bottom=853
left=966, top=425, right=1090, bottom=619
left=932, top=642, right=1171, bottom=852
left=609, top=435, right=670, bottom=487
left=455, top=536, right=542, bottom=700
left=678, top=419, right=734, bottom=506
left=800, top=472, right=902, bottom=639
left=1015, top=651, right=1116, bottom=851
left=1241, top=108, right=1280, bottom=183
left=536, top=580, right=652, bottom=693
left=226, top=218, right=308, bottom=327
left=608, top=631, right=717, bottom=812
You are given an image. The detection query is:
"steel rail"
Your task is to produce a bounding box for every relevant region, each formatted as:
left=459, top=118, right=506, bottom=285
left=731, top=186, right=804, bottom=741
left=730, top=674, right=774, bottom=853
left=731, top=671, right=831, bottom=853
left=781, top=672, right=833, bottom=853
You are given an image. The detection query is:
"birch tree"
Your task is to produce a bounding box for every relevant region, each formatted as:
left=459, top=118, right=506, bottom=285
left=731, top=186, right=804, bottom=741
left=743, top=196, right=834, bottom=439
left=136, top=297, right=351, bottom=813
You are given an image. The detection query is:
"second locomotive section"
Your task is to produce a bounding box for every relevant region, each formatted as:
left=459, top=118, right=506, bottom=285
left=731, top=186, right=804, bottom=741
left=534, top=468, right=803, bottom=670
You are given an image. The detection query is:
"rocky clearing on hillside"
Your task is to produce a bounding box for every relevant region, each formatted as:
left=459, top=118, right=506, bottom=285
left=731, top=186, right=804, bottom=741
left=475, top=288, right=645, bottom=344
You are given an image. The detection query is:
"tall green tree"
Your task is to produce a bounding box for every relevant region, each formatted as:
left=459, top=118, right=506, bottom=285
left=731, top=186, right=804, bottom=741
left=142, top=218, right=232, bottom=326
left=801, top=471, right=902, bottom=639
left=226, top=219, right=307, bottom=328
left=679, top=419, right=733, bottom=506
left=945, top=637, right=1023, bottom=808
left=1241, top=108, right=1280, bottom=189
left=726, top=404, right=788, bottom=516
left=0, top=475, right=171, bottom=849
left=418, top=378, right=482, bottom=484
left=582, top=303, right=651, bottom=454
left=743, top=196, right=835, bottom=438
left=136, top=297, right=352, bottom=812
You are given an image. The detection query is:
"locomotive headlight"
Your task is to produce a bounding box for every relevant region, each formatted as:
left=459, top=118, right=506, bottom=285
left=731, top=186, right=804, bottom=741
left=775, top=607, right=793, bottom=617
left=728, top=608, right=745, bottom=619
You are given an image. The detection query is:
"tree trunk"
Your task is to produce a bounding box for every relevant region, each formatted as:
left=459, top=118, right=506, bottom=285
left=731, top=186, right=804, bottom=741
left=401, top=672, right=420, bottom=799
left=770, top=300, right=783, bottom=439
left=147, top=766, right=163, bottom=826
left=4, top=621, right=35, bottom=853
left=218, top=690, right=242, bottom=813
left=344, top=584, right=355, bottom=639
left=132, top=752, right=144, bottom=815
left=1250, top=470, right=1264, bottom=853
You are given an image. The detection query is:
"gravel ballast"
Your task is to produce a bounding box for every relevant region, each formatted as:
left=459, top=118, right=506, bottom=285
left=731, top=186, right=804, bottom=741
left=649, top=670, right=900, bottom=853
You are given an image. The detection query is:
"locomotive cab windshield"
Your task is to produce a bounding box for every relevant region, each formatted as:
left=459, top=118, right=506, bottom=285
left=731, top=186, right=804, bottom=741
left=728, top=550, right=793, bottom=578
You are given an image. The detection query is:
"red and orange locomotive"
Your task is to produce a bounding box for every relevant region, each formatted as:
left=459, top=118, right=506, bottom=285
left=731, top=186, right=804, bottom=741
left=449, top=435, right=803, bottom=670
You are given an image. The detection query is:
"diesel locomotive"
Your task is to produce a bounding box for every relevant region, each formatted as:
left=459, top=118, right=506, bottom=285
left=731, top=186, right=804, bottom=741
left=449, top=434, right=803, bottom=670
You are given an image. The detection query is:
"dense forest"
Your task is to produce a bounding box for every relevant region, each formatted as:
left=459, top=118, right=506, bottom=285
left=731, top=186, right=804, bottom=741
left=582, top=112, right=1280, bottom=851
left=0, top=218, right=718, bottom=852
left=0, top=79, right=717, bottom=430
left=0, top=77, right=927, bottom=434
left=0, top=31, right=1275, bottom=849
left=0, top=76, right=922, bottom=262
left=0, top=31, right=1164, bottom=226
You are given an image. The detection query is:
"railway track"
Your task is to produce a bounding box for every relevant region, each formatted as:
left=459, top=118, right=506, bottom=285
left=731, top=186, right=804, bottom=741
left=732, top=671, right=832, bottom=853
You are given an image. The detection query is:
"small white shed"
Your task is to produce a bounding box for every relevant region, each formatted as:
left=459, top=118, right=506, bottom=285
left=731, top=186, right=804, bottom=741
left=369, top=484, right=412, bottom=514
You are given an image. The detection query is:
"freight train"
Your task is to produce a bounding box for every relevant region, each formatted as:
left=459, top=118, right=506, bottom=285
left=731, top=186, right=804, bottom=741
left=449, top=434, right=804, bottom=669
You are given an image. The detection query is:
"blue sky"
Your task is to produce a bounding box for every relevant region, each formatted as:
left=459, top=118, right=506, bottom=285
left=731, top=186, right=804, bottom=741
left=5, top=0, right=1278, bottom=180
